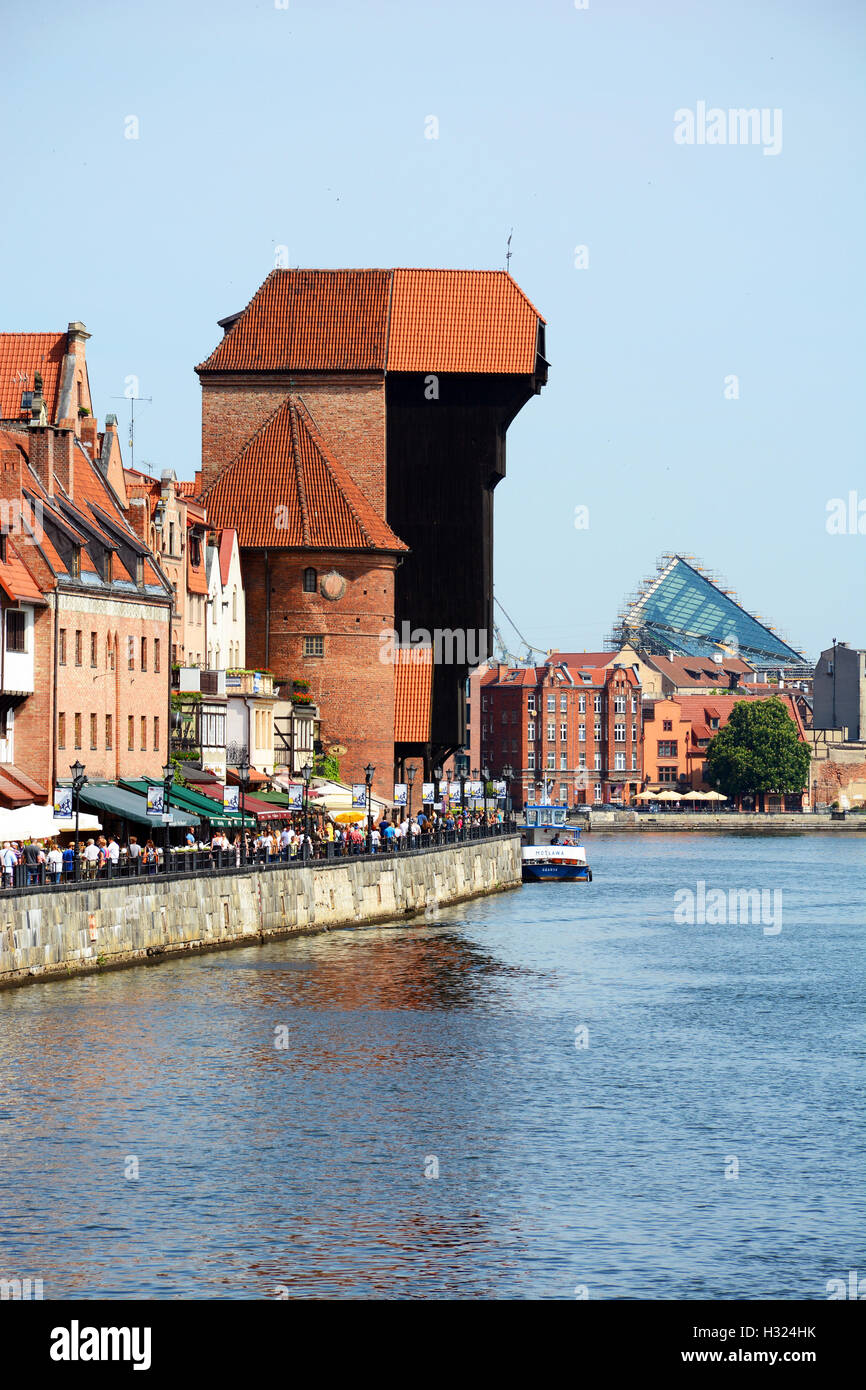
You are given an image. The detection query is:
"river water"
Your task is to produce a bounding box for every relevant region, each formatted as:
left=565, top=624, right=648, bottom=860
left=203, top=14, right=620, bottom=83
left=0, top=832, right=862, bottom=1300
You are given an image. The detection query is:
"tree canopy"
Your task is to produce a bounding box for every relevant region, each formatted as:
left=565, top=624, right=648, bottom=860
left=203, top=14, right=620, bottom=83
left=705, top=698, right=811, bottom=798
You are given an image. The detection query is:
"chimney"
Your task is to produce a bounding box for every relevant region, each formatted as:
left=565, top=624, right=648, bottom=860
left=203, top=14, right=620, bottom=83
left=52, top=424, right=76, bottom=497
left=79, top=415, right=99, bottom=458
left=26, top=426, right=55, bottom=496
left=728, top=670, right=740, bottom=690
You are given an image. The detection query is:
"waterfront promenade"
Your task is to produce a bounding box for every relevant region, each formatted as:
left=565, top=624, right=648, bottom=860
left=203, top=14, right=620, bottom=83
left=0, top=825, right=521, bottom=989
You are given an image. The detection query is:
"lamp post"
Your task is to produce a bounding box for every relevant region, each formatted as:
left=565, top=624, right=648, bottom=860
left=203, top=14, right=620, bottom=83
left=238, top=751, right=250, bottom=865
left=481, top=763, right=490, bottom=824
left=161, top=760, right=175, bottom=872
left=301, top=760, right=313, bottom=859
left=70, top=759, right=87, bottom=882
left=433, top=764, right=443, bottom=839
left=406, top=763, right=417, bottom=820
left=502, top=763, right=513, bottom=824
left=364, top=762, right=375, bottom=852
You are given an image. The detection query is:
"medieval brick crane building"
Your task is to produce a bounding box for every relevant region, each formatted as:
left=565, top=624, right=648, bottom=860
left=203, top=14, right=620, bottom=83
left=196, top=268, right=547, bottom=791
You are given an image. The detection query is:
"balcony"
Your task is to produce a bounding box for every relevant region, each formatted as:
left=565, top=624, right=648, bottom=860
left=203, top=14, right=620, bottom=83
left=171, top=666, right=226, bottom=697
left=225, top=669, right=275, bottom=697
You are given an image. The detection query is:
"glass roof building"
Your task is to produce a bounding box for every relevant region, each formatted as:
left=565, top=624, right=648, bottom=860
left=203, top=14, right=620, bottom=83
left=611, top=555, right=809, bottom=673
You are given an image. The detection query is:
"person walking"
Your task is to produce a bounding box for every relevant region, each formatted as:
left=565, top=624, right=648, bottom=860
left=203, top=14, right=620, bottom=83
left=46, top=842, right=64, bottom=883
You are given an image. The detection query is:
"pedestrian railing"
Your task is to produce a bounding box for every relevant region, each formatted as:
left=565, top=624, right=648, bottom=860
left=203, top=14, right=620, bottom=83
left=0, top=822, right=519, bottom=897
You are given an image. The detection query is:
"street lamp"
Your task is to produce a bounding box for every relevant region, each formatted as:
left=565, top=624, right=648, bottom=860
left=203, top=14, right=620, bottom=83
left=69, top=759, right=87, bottom=882
left=364, top=763, right=375, bottom=852
left=502, top=763, right=513, bottom=824
left=406, top=763, right=417, bottom=820
left=301, top=760, right=313, bottom=859
left=161, top=760, right=175, bottom=871
left=481, top=762, right=490, bottom=823
left=238, top=751, right=250, bottom=865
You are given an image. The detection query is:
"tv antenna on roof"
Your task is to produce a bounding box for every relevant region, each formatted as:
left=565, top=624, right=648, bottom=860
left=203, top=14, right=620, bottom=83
left=505, top=228, right=513, bottom=273
left=111, top=392, right=152, bottom=472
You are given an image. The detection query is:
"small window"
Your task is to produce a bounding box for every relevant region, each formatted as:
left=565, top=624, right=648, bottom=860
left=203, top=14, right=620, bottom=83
left=128, top=715, right=134, bottom=751
left=105, top=714, right=112, bottom=750
left=304, top=635, right=324, bottom=657
left=90, top=713, right=97, bottom=749
left=58, top=712, right=66, bottom=749
left=662, top=719, right=673, bottom=732
left=74, top=713, right=82, bottom=749
left=6, top=610, right=26, bottom=653
left=153, top=716, right=160, bottom=751
left=128, top=636, right=135, bottom=670
left=75, top=629, right=82, bottom=665
left=59, top=628, right=67, bottom=665
left=141, top=636, right=147, bottom=671
left=303, top=567, right=317, bottom=593
left=154, top=638, right=161, bottom=673
left=140, top=715, right=147, bottom=750
left=70, top=547, right=81, bottom=579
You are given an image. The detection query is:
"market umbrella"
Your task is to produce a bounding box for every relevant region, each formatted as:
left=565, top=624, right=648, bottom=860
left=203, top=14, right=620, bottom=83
left=680, top=791, right=709, bottom=800
left=654, top=790, right=682, bottom=801
left=636, top=790, right=658, bottom=800
left=333, top=810, right=366, bottom=824
left=703, top=790, right=728, bottom=801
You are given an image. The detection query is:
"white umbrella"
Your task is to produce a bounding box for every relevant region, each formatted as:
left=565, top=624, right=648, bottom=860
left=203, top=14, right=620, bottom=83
left=655, top=789, right=683, bottom=801
left=680, top=790, right=709, bottom=800
left=703, top=790, right=728, bottom=801
left=0, top=803, right=102, bottom=839
left=636, top=790, right=658, bottom=800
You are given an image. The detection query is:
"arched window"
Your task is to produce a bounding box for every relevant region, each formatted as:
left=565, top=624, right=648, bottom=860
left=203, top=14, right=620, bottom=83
left=303, top=567, right=317, bottom=593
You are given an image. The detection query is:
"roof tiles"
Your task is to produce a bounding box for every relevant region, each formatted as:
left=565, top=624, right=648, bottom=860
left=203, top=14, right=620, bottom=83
left=197, top=269, right=543, bottom=377
left=203, top=396, right=408, bottom=552
left=0, top=333, right=67, bottom=421
left=394, top=646, right=433, bottom=743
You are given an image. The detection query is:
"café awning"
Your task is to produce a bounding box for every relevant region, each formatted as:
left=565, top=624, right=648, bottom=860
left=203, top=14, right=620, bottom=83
left=77, top=782, right=199, bottom=828
left=122, top=779, right=244, bottom=829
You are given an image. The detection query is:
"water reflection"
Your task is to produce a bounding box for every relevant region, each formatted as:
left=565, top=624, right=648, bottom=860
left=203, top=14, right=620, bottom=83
left=0, top=833, right=862, bottom=1299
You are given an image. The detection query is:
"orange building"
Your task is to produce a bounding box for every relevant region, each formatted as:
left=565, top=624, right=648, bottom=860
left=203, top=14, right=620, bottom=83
left=641, top=698, right=692, bottom=788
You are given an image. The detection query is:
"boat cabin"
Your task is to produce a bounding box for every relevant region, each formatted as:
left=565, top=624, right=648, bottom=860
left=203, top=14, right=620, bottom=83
left=522, top=805, right=581, bottom=848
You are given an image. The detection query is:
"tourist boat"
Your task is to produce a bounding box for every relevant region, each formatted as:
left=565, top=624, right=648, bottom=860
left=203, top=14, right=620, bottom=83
left=521, top=802, right=592, bottom=883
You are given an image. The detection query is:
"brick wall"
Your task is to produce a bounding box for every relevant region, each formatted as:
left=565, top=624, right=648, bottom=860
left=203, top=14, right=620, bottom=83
left=200, top=374, right=387, bottom=513
left=241, top=548, right=397, bottom=795
left=55, top=598, right=171, bottom=782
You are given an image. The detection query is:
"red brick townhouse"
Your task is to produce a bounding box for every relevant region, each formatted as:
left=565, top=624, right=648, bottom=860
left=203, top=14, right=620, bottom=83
left=478, top=655, right=643, bottom=809
left=0, top=329, right=173, bottom=801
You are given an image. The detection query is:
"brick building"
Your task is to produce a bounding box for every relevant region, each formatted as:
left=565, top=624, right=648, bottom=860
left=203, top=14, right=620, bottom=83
left=478, top=656, right=643, bottom=809
left=0, top=326, right=174, bottom=800
left=195, top=267, right=547, bottom=789
left=125, top=467, right=209, bottom=665
left=202, top=395, right=407, bottom=792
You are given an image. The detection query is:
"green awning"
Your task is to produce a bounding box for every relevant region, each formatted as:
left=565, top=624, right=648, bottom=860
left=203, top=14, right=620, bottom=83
left=251, top=790, right=291, bottom=805
left=79, top=782, right=200, bottom=828
left=122, top=778, right=244, bottom=829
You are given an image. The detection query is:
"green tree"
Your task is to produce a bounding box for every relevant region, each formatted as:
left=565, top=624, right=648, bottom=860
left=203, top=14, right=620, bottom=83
left=705, top=698, right=810, bottom=800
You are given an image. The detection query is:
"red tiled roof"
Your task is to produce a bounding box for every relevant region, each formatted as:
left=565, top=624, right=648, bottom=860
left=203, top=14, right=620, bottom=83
left=177, top=480, right=198, bottom=497
left=0, top=539, right=45, bottom=604
left=675, top=692, right=806, bottom=740
left=645, top=654, right=754, bottom=687
left=197, top=270, right=392, bottom=372
left=0, top=333, right=67, bottom=421
left=0, top=764, right=49, bottom=799
left=197, top=269, right=543, bottom=377
left=394, top=646, right=433, bottom=743
left=388, top=269, right=543, bottom=373
left=203, top=396, right=408, bottom=552
left=217, top=529, right=235, bottom=586
left=188, top=550, right=209, bottom=595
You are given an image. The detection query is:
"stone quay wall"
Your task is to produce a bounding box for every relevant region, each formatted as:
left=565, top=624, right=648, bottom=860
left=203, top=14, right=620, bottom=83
left=0, top=835, right=522, bottom=990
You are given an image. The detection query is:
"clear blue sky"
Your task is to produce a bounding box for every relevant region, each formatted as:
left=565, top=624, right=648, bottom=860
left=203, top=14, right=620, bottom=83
left=3, top=0, right=863, bottom=660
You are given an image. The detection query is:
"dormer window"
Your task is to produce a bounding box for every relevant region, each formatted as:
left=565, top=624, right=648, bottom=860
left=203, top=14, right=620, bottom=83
left=104, top=552, right=112, bottom=583
left=70, top=546, right=81, bottom=579
left=303, top=567, right=317, bottom=593
left=136, top=556, right=144, bottom=585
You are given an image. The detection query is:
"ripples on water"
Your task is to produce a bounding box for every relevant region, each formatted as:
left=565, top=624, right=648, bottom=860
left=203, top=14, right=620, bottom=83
left=0, top=833, right=863, bottom=1299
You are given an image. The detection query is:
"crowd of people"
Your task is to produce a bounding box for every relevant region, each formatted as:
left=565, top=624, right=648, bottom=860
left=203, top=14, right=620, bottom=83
left=1, top=805, right=509, bottom=889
